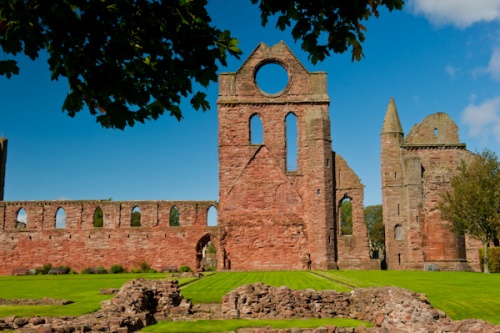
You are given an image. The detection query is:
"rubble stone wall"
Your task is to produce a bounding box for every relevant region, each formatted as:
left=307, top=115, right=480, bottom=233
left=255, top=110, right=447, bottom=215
left=221, top=283, right=500, bottom=333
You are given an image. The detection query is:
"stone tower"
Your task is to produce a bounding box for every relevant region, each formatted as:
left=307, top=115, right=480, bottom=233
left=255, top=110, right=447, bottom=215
left=381, top=98, right=479, bottom=271
left=0, top=137, right=7, bottom=201
left=217, top=42, right=336, bottom=270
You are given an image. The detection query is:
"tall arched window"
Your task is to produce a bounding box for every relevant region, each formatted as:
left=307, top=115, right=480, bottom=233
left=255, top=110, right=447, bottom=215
left=169, top=206, right=180, bottom=226
left=286, top=113, right=298, bottom=171
left=55, top=208, right=66, bottom=229
left=250, top=114, right=263, bottom=144
left=16, top=208, right=27, bottom=229
left=339, top=197, right=353, bottom=235
left=207, top=206, right=218, bottom=226
left=93, top=207, right=103, bottom=228
left=131, top=206, right=141, bottom=227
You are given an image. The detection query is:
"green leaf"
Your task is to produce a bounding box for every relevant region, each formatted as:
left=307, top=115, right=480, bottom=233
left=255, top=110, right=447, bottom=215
left=0, top=60, right=19, bottom=78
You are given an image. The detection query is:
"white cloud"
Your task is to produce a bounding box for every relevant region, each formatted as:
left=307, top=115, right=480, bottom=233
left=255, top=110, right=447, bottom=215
left=445, top=64, right=459, bottom=79
left=461, top=96, right=500, bottom=145
left=486, top=48, right=500, bottom=80
left=409, top=0, right=500, bottom=28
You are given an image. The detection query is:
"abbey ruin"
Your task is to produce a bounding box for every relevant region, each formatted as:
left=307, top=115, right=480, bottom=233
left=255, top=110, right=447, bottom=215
left=0, top=42, right=484, bottom=274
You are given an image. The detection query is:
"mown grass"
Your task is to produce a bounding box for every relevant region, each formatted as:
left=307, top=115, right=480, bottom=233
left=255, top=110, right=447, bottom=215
left=0, top=273, right=194, bottom=317
left=180, top=271, right=350, bottom=303
left=319, top=270, right=500, bottom=324
left=142, top=318, right=369, bottom=333
left=1, top=270, right=499, bottom=327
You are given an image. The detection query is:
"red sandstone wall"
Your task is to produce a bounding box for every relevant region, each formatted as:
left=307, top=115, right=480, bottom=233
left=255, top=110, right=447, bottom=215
left=382, top=108, right=480, bottom=271
left=217, top=42, right=337, bottom=270
left=0, top=200, right=218, bottom=275
left=334, top=153, right=371, bottom=269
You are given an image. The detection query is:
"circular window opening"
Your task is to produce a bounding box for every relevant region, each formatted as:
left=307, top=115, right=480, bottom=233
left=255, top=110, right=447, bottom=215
left=255, top=63, right=289, bottom=95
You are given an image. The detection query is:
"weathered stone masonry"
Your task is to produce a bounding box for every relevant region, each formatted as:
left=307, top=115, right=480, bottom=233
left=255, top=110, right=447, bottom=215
left=0, top=42, right=374, bottom=273
left=381, top=99, right=482, bottom=271
left=0, top=200, right=219, bottom=275
left=217, top=42, right=371, bottom=270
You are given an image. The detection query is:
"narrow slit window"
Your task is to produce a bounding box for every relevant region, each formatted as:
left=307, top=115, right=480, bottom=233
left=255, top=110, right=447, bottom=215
left=286, top=113, right=298, bottom=171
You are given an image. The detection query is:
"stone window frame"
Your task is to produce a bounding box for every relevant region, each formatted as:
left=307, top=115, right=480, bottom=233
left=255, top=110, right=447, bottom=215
left=338, top=195, right=353, bottom=236
left=131, top=205, right=141, bottom=227
left=249, top=113, right=264, bottom=145
left=15, top=207, right=27, bottom=229
left=207, top=205, right=218, bottom=226
left=169, top=205, right=180, bottom=227
left=93, top=206, right=104, bottom=228
left=285, top=111, right=299, bottom=172
left=55, top=207, right=66, bottom=229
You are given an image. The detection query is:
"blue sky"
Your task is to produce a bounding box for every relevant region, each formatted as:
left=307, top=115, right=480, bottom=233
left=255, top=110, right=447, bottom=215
left=1, top=0, right=500, bottom=206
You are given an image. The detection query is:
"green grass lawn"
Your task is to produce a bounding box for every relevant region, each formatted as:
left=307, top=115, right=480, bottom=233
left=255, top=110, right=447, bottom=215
left=180, top=271, right=350, bottom=303
left=0, top=270, right=499, bottom=328
left=319, top=270, right=500, bottom=325
left=142, top=318, right=369, bottom=333
left=0, top=273, right=192, bottom=317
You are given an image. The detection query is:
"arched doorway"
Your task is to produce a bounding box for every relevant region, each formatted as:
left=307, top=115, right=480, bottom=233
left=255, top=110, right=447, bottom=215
left=195, top=234, right=218, bottom=271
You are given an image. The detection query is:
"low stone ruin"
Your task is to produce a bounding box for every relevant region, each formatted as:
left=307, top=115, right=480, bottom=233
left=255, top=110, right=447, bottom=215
left=0, top=279, right=191, bottom=332
left=221, top=282, right=500, bottom=333
left=2, top=280, right=500, bottom=332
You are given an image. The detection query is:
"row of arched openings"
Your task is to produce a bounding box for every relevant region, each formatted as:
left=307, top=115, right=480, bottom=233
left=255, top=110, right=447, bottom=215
left=250, top=113, right=298, bottom=171
left=14, top=205, right=218, bottom=229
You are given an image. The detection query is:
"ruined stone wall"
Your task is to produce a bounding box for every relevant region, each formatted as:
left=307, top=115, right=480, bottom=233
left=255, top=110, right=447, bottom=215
left=0, top=200, right=218, bottom=275
left=0, top=42, right=373, bottom=274
left=217, top=42, right=339, bottom=270
left=333, top=153, right=372, bottom=269
left=381, top=102, right=479, bottom=271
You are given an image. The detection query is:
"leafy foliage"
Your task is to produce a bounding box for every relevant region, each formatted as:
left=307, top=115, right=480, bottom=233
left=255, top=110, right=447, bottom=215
left=340, top=199, right=353, bottom=235
left=0, top=0, right=403, bottom=129
left=179, top=265, right=193, bottom=273
left=479, top=247, right=500, bottom=273
left=109, top=264, right=126, bottom=274
left=0, top=0, right=241, bottom=129
left=364, top=204, right=385, bottom=258
left=93, top=207, right=103, bottom=228
left=131, top=210, right=141, bottom=227
left=439, top=149, right=500, bottom=273
left=169, top=206, right=180, bottom=227
left=251, top=0, right=404, bottom=63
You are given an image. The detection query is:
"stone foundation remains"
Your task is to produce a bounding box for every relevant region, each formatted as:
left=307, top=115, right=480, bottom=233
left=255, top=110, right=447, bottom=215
left=2, top=281, right=499, bottom=333
left=221, top=283, right=500, bottom=333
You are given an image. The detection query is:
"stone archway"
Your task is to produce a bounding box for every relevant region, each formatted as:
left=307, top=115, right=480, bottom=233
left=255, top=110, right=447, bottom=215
left=195, top=234, right=218, bottom=271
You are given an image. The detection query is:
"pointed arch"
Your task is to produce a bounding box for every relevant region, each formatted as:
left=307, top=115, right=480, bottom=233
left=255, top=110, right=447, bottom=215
left=285, top=112, right=298, bottom=171
left=169, top=205, right=180, bottom=226
left=195, top=233, right=218, bottom=271
left=131, top=206, right=141, bottom=227
left=207, top=205, right=217, bottom=226
left=250, top=113, right=264, bottom=144
left=55, top=207, right=66, bottom=229
left=339, top=196, right=353, bottom=235
left=93, top=206, right=103, bottom=228
left=16, top=208, right=27, bottom=229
